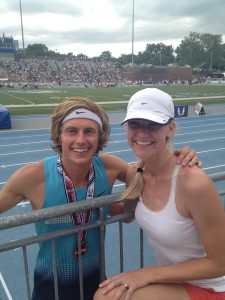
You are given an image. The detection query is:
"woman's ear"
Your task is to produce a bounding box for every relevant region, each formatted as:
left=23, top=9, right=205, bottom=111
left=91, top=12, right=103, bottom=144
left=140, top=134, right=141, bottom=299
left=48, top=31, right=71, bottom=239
left=167, top=122, right=176, bottom=138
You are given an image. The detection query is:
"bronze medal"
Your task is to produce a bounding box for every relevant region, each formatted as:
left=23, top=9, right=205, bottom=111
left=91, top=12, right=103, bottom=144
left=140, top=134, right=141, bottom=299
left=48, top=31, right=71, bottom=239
left=73, top=242, right=88, bottom=258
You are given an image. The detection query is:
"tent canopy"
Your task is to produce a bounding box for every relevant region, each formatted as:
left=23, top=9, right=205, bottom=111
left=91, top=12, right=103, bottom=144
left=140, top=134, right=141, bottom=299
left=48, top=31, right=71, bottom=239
left=0, top=104, right=11, bottom=129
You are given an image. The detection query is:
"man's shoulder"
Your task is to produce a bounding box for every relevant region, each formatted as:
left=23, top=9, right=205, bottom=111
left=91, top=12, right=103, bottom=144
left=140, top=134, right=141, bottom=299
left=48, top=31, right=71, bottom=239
left=7, top=160, right=45, bottom=189
left=99, top=153, right=128, bottom=169
left=43, top=155, right=58, bottom=163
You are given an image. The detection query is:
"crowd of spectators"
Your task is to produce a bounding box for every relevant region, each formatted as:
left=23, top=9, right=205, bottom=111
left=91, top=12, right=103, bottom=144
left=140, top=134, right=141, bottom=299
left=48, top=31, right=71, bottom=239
left=0, top=56, right=125, bottom=87
left=1, top=56, right=216, bottom=88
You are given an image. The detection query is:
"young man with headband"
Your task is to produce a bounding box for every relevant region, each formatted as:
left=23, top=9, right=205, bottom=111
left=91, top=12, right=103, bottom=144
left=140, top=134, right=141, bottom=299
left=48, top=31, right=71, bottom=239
left=0, top=96, right=201, bottom=300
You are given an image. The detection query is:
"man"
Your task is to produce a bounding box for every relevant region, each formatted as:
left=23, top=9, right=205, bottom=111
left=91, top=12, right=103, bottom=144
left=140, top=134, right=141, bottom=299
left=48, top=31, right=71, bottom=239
left=0, top=97, right=200, bottom=300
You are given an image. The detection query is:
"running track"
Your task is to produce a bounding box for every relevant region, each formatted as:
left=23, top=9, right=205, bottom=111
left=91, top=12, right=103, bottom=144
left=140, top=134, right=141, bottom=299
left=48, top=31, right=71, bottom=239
left=1, top=110, right=225, bottom=299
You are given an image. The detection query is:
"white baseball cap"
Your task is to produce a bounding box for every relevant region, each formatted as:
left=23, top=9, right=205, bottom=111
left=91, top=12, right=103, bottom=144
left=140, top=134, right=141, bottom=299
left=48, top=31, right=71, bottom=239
left=122, top=88, right=174, bottom=125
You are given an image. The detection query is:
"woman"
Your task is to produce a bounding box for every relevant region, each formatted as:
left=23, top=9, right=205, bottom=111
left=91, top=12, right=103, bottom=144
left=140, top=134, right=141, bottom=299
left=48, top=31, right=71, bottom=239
left=94, top=88, right=225, bottom=300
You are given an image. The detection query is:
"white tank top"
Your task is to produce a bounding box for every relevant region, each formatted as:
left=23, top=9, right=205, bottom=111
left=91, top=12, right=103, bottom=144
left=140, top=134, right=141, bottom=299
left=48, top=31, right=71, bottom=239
left=135, top=164, right=225, bottom=291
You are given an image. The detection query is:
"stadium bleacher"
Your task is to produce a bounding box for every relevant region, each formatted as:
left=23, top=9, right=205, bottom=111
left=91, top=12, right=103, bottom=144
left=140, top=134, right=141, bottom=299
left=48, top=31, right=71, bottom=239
left=0, top=57, right=124, bottom=87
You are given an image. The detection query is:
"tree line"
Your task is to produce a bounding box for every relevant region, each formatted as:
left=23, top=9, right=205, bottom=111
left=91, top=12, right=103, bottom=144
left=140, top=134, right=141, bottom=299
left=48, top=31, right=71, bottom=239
left=17, top=32, right=225, bottom=76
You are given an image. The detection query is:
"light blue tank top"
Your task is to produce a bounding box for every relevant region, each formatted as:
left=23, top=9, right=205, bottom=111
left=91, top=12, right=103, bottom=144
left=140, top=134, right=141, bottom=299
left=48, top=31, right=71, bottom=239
left=34, top=155, right=111, bottom=284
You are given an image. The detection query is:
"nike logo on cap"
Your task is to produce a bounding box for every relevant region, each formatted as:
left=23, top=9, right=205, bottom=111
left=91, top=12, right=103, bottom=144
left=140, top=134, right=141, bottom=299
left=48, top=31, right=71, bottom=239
left=76, top=111, right=85, bottom=114
left=141, top=102, right=147, bottom=105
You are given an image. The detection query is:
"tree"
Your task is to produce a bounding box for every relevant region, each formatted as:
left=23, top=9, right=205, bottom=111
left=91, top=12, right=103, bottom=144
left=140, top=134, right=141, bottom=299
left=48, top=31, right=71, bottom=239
left=217, top=44, right=225, bottom=71
left=176, top=32, right=224, bottom=71
left=117, top=54, right=134, bottom=65
left=66, top=52, right=74, bottom=58
left=75, top=53, right=89, bottom=60
left=25, top=43, right=49, bottom=56
left=201, top=33, right=224, bottom=71
left=138, top=43, right=175, bottom=65
left=100, top=51, right=114, bottom=61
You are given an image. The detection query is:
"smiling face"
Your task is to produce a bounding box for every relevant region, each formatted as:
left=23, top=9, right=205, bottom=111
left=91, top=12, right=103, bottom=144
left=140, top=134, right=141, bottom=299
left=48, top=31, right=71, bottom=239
left=126, top=119, right=175, bottom=161
left=59, top=118, right=100, bottom=167
left=50, top=97, right=110, bottom=155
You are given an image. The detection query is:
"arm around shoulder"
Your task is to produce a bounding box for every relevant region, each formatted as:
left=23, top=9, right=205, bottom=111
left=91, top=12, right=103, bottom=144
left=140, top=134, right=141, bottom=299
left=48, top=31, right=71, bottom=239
left=100, top=153, right=129, bottom=185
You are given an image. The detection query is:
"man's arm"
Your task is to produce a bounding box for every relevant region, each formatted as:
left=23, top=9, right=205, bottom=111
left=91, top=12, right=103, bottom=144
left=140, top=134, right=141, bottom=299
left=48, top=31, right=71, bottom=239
left=0, top=166, right=30, bottom=213
left=0, top=161, right=44, bottom=213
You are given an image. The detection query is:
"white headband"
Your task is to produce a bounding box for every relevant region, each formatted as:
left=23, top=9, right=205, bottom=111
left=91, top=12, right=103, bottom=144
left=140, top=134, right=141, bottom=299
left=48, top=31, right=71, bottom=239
left=62, top=108, right=103, bottom=130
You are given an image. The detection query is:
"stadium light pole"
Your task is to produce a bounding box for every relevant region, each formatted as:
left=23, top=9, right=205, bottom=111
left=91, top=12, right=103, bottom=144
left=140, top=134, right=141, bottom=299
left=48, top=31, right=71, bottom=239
left=19, top=0, right=25, bottom=56
left=210, top=51, right=213, bottom=72
left=131, top=0, right=134, bottom=65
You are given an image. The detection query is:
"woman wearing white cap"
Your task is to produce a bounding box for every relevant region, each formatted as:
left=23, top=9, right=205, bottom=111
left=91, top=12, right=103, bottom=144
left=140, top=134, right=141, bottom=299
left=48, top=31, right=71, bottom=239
left=95, top=88, right=225, bottom=300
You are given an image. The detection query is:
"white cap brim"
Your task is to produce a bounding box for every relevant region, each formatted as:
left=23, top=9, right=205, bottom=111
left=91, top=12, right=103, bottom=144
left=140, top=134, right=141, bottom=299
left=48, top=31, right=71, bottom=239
left=121, top=110, right=171, bottom=125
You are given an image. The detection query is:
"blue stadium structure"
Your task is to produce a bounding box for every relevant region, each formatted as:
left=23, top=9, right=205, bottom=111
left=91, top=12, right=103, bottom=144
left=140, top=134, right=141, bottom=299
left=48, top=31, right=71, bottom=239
left=0, top=34, right=18, bottom=60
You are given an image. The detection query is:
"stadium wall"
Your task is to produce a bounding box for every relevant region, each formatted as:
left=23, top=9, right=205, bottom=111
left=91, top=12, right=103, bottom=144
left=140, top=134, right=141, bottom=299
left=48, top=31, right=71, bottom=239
left=123, top=64, right=192, bottom=83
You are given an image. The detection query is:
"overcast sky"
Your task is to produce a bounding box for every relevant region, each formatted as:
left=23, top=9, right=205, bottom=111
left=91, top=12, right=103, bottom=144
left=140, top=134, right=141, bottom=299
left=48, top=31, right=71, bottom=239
left=1, top=0, right=225, bottom=58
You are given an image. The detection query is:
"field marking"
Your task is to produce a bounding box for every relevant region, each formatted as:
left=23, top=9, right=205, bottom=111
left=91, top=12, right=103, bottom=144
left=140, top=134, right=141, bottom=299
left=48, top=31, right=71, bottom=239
left=1, top=127, right=225, bottom=146
left=0, top=91, right=34, bottom=104
left=203, top=164, right=225, bottom=170
left=1, top=140, right=50, bottom=147
left=0, top=133, right=50, bottom=141
left=4, top=95, right=225, bottom=108
left=0, top=272, right=13, bottom=300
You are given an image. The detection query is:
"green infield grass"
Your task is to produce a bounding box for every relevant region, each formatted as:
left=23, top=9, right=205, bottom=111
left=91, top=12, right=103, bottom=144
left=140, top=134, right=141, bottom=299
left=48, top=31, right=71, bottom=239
left=1, top=84, right=225, bottom=116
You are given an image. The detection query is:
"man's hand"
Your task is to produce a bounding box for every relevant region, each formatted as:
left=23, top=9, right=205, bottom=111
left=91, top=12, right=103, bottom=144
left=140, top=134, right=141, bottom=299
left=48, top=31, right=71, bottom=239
left=174, top=146, right=202, bottom=168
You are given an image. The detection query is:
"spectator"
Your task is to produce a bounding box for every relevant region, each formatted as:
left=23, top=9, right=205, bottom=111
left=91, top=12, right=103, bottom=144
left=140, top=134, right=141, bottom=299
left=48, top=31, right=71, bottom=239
left=94, top=88, right=225, bottom=300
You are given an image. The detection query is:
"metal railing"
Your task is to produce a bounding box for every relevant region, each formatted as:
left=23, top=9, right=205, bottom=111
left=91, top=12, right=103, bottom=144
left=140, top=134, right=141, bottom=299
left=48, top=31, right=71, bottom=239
left=0, top=171, right=225, bottom=300
left=0, top=193, right=135, bottom=300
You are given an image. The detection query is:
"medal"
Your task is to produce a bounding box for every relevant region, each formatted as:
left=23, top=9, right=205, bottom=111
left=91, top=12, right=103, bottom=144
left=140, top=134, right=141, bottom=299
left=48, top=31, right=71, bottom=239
left=73, top=242, right=88, bottom=258
left=57, top=156, right=95, bottom=258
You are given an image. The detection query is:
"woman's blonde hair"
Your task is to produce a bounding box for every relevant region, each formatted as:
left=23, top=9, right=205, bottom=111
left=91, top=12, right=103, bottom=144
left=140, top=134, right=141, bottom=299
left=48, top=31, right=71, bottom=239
left=50, top=97, right=110, bottom=154
left=121, top=159, right=145, bottom=200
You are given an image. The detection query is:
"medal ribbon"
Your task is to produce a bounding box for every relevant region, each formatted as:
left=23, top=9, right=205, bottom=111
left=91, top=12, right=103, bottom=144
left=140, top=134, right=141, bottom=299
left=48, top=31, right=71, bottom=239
left=57, top=156, right=95, bottom=243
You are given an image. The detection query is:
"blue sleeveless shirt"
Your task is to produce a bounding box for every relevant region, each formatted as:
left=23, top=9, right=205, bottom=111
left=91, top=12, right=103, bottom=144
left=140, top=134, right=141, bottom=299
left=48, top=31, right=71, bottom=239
left=32, top=155, right=112, bottom=300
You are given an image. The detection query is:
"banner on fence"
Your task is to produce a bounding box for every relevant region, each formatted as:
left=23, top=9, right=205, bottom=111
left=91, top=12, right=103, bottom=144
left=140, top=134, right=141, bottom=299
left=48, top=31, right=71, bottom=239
left=174, top=105, right=188, bottom=118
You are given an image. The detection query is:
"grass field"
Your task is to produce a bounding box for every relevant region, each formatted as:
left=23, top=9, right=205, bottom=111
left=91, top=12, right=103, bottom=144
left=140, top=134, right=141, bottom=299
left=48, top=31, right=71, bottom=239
left=1, top=84, right=225, bottom=116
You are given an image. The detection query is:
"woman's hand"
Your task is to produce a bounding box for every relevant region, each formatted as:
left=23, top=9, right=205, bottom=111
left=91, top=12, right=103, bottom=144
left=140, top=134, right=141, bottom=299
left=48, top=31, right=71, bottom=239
left=174, top=146, right=202, bottom=168
left=99, top=269, right=150, bottom=300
